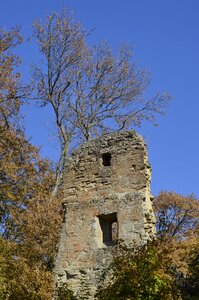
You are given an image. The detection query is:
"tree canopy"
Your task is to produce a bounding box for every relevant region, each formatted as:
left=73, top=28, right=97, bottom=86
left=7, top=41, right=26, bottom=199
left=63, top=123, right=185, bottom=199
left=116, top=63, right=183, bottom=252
left=0, top=26, right=62, bottom=300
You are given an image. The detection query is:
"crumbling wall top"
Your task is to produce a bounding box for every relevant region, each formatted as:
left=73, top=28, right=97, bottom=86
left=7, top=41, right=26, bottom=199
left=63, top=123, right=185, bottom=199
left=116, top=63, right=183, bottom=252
left=63, top=131, right=150, bottom=203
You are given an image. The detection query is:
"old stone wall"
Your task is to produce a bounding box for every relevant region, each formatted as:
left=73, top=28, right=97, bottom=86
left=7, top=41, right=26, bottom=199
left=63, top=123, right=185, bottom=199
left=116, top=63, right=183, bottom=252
left=54, top=131, right=156, bottom=299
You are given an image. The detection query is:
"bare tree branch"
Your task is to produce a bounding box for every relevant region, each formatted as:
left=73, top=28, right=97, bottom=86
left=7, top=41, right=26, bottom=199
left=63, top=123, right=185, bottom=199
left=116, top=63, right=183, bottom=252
left=32, top=9, right=171, bottom=195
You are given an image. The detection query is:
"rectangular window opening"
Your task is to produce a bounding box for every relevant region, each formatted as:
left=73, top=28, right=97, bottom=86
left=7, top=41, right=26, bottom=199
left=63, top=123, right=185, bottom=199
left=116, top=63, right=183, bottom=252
left=102, top=153, right=111, bottom=166
left=98, top=212, right=118, bottom=246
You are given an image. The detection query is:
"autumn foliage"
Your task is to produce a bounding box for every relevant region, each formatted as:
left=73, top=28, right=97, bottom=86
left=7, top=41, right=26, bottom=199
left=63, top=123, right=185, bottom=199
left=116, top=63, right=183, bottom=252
left=0, top=27, right=62, bottom=300
left=0, top=12, right=199, bottom=300
left=96, top=193, right=199, bottom=300
left=0, top=108, right=62, bottom=300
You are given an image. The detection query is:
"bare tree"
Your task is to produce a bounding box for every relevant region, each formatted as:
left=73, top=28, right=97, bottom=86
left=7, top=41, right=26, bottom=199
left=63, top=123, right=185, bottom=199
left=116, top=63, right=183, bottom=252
left=32, top=9, right=170, bottom=195
left=32, top=9, right=88, bottom=195
left=67, top=42, right=170, bottom=141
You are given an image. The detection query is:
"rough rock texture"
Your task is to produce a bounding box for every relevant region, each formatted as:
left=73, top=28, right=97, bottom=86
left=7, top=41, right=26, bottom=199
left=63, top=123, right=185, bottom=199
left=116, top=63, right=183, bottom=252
left=54, top=131, right=156, bottom=299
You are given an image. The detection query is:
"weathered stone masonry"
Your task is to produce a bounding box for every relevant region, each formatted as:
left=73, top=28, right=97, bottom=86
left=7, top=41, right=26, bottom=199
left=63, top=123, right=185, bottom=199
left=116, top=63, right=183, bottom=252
left=54, top=131, right=156, bottom=298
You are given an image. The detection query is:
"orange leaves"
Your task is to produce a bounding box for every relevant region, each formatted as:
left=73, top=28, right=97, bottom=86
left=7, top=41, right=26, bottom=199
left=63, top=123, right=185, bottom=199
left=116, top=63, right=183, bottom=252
left=153, top=192, right=199, bottom=275
left=0, top=238, right=54, bottom=300
left=0, top=28, right=21, bottom=124
left=0, top=27, right=63, bottom=299
left=0, top=125, right=62, bottom=298
left=0, top=27, right=30, bottom=130
left=153, top=191, right=199, bottom=241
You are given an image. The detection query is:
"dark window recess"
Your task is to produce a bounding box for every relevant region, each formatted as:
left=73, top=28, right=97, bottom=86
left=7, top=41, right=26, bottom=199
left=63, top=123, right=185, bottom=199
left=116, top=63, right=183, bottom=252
left=102, top=153, right=111, bottom=166
left=99, top=213, right=118, bottom=246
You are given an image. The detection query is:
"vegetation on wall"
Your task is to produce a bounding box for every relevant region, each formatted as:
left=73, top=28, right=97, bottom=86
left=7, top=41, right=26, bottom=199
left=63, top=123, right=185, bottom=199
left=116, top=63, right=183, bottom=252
left=95, top=193, right=199, bottom=300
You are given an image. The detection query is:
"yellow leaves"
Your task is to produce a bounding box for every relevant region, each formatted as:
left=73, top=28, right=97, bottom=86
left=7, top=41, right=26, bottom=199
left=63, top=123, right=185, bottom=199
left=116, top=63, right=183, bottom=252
left=97, top=191, right=199, bottom=300
left=0, top=27, right=28, bottom=130
left=0, top=26, right=63, bottom=300
left=0, top=196, right=62, bottom=299
left=0, top=246, right=54, bottom=300
left=96, top=241, right=181, bottom=300
left=0, top=125, right=62, bottom=298
left=154, top=191, right=199, bottom=242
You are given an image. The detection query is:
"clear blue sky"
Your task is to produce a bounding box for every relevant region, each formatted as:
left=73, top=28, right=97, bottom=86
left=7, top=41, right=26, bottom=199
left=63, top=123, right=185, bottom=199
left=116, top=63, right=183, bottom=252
left=1, top=0, right=199, bottom=197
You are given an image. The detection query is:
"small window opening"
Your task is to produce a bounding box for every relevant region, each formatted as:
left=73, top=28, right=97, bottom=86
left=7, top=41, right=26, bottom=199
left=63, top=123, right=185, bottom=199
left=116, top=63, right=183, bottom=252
left=98, top=213, right=118, bottom=246
left=102, top=153, right=111, bottom=166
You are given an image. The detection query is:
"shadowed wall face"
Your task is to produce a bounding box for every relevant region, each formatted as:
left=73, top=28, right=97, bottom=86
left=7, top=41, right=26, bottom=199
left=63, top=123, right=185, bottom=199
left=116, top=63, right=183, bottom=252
left=54, top=131, right=156, bottom=299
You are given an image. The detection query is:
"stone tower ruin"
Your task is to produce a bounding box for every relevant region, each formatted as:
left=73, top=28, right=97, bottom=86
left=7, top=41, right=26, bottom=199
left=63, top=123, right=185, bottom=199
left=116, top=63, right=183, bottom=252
left=54, top=131, right=156, bottom=298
